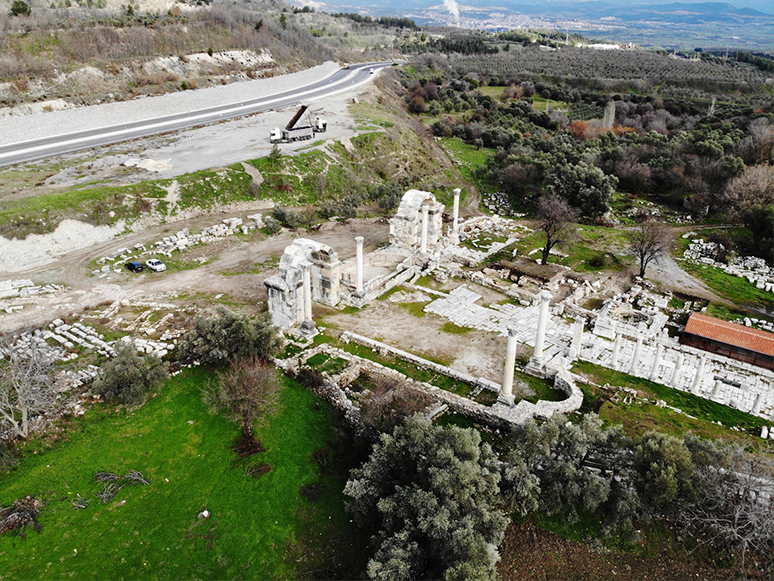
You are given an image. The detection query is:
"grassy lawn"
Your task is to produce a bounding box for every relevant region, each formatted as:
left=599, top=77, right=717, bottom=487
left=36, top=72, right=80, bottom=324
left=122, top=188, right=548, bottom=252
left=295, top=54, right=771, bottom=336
left=679, top=261, right=774, bottom=309
left=515, top=225, right=631, bottom=273
left=0, top=369, right=359, bottom=580
left=573, top=361, right=768, bottom=438
left=439, top=137, right=496, bottom=193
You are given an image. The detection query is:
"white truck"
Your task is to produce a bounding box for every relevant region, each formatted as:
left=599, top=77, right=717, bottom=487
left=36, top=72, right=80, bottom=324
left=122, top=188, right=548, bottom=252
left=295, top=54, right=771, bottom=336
left=270, top=105, right=326, bottom=143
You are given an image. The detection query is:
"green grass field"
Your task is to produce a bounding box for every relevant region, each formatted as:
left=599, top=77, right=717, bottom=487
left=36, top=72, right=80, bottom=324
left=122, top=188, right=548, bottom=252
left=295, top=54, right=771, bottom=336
left=0, top=369, right=359, bottom=580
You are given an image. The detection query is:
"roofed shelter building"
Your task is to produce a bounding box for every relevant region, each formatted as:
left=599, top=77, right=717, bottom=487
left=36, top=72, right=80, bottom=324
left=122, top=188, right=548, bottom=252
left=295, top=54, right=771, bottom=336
left=680, top=312, right=774, bottom=371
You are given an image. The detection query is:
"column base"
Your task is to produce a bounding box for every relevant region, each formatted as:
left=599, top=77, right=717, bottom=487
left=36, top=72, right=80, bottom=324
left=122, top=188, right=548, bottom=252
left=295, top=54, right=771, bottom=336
left=299, top=319, right=317, bottom=337
left=349, top=292, right=367, bottom=309
left=525, top=356, right=547, bottom=378
left=497, top=393, right=515, bottom=407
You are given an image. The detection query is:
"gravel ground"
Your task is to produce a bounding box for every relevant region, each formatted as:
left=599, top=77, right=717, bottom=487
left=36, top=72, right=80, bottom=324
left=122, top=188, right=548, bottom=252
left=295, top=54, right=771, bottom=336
left=0, top=61, right=340, bottom=146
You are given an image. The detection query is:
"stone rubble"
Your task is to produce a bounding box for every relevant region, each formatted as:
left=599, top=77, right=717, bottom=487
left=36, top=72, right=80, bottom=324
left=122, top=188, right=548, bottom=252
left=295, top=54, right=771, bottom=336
left=683, top=238, right=774, bottom=293
left=93, top=214, right=263, bottom=275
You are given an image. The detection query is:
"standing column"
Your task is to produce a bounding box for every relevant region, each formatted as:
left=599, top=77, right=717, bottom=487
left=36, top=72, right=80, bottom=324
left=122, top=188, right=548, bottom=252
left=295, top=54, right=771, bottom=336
left=712, top=379, right=723, bottom=399
left=303, top=263, right=313, bottom=322
left=355, top=236, right=364, bottom=294
left=671, top=353, right=684, bottom=388
left=420, top=205, right=429, bottom=253
left=611, top=333, right=622, bottom=368
left=649, top=344, right=663, bottom=381
left=692, top=355, right=706, bottom=394
left=629, top=335, right=643, bottom=375
left=569, top=318, right=584, bottom=360
left=500, top=327, right=518, bottom=405
left=452, top=188, right=461, bottom=235
left=533, top=290, right=552, bottom=361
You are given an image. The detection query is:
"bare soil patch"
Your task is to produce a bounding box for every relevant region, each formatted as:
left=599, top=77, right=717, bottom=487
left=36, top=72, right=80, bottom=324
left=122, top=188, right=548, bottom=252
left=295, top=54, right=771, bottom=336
left=498, top=522, right=734, bottom=581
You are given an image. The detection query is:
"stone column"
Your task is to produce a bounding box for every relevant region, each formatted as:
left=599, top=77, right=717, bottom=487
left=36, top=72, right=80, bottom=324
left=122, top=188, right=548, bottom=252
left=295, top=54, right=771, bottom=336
left=712, top=379, right=722, bottom=399
left=671, top=353, right=684, bottom=388
left=569, top=318, right=584, bottom=360
left=629, top=335, right=642, bottom=375
left=303, top=263, right=313, bottom=322
left=452, top=188, right=461, bottom=235
left=500, top=327, right=518, bottom=406
left=420, top=205, right=429, bottom=253
left=649, top=344, right=663, bottom=381
left=533, top=290, right=552, bottom=361
left=355, top=236, right=364, bottom=294
left=691, top=355, right=706, bottom=394
left=611, top=333, right=622, bottom=368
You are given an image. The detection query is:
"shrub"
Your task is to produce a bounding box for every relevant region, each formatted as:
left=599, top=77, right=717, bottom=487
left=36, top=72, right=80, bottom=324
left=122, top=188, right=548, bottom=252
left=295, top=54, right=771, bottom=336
left=94, top=341, right=168, bottom=406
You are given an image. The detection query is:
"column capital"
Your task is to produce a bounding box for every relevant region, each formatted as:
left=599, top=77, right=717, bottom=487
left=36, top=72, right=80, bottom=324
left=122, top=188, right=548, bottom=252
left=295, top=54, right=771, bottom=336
left=355, top=235, right=364, bottom=244
left=507, top=326, right=518, bottom=337
left=539, top=290, right=552, bottom=303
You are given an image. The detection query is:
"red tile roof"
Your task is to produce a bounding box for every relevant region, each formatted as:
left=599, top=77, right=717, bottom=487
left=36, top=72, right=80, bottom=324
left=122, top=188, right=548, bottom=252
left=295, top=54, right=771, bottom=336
left=684, top=312, right=774, bottom=357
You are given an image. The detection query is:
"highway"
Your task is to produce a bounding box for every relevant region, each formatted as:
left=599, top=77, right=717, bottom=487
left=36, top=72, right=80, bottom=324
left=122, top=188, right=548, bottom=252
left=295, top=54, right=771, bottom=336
left=0, top=61, right=392, bottom=168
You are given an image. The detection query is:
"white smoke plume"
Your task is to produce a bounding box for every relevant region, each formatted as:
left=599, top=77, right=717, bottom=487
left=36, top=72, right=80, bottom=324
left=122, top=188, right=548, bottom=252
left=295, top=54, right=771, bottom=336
left=443, top=0, right=460, bottom=23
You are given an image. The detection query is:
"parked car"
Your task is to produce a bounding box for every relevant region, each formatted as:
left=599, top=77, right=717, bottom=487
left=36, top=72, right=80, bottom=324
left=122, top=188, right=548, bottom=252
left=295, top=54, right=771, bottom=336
left=125, top=261, right=144, bottom=272
left=145, top=259, right=167, bottom=272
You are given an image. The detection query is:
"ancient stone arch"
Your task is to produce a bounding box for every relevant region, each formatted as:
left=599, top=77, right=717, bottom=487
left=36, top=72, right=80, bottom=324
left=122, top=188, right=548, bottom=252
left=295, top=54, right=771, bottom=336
left=389, top=189, right=445, bottom=252
left=264, top=238, right=341, bottom=330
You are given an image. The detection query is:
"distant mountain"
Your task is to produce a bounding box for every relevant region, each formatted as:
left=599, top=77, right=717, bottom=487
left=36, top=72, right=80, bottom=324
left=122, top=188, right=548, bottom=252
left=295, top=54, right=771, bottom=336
left=307, top=0, right=773, bottom=49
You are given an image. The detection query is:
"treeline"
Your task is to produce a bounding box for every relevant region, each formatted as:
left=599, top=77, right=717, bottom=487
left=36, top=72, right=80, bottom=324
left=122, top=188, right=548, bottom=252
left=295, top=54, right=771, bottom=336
left=345, top=413, right=774, bottom=580
left=393, top=55, right=774, bottom=259
left=331, top=12, right=417, bottom=29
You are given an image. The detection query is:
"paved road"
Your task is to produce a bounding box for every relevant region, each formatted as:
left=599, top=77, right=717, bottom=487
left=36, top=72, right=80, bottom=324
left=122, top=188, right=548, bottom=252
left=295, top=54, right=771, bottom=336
left=0, top=61, right=391, bottom=168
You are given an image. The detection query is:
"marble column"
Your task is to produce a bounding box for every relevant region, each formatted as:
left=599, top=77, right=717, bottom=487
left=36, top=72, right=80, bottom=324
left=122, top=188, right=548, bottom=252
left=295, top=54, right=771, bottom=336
left=671, top=353, right=684, bottom=388
left=629, top=335, right=642, bottom=375
left=452, top=188, right=461, bottom=235
left=611, top=333, right=622, bottom=368
left=712, top=379, right=722, bottom=399
left=420, top=205, right=429, bottom=253
left=303, top=263, right=313, bottom=322
left=692, top=355, right=706, bottom=394
left=569, top=318, right=584, bottom=360
left=649, top=344, right=663, bottom=381
left=355, top=236, right=364, bottom=294
left=500, top=327, right=518, bottom=406
left=533, top=290, right=552, bottom=361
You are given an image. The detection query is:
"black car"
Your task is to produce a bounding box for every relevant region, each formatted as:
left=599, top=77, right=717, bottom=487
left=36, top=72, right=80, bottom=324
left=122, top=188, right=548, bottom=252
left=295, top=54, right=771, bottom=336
left=125, top=261, right=144, bottom=272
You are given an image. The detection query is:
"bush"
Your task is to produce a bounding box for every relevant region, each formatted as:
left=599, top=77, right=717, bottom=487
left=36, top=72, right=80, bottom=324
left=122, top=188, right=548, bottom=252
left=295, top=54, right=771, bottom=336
left=94, top=341, right=169, bottom=406
left=179, top=306, right=281, bottom=367
left=9, top=0, right=30, bottom=16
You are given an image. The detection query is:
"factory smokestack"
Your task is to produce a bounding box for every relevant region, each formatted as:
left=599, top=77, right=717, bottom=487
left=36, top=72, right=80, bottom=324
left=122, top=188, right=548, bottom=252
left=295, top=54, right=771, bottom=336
left=443, top=0, right=460, bottom=26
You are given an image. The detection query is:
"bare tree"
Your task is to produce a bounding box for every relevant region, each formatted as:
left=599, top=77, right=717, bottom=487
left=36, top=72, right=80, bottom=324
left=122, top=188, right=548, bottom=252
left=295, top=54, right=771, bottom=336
left=684, top=439, right=774, bottom=578
left=359, top=374, right=432, bottom=434
left=0, top=334, right=57, bottom=438
left=535, top=193, right=578, bottom=265
left=202, top=357, right=282, bottom=454
left=628, top=218, right=672, bottom=278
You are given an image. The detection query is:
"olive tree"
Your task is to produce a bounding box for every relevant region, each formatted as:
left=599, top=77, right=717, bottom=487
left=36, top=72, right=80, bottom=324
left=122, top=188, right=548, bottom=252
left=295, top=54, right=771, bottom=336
left=178, top=306, right=281, bottom=367
left=345, top=415, right=509, bottom=581
left=94, top=340, right=168, bottom=406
